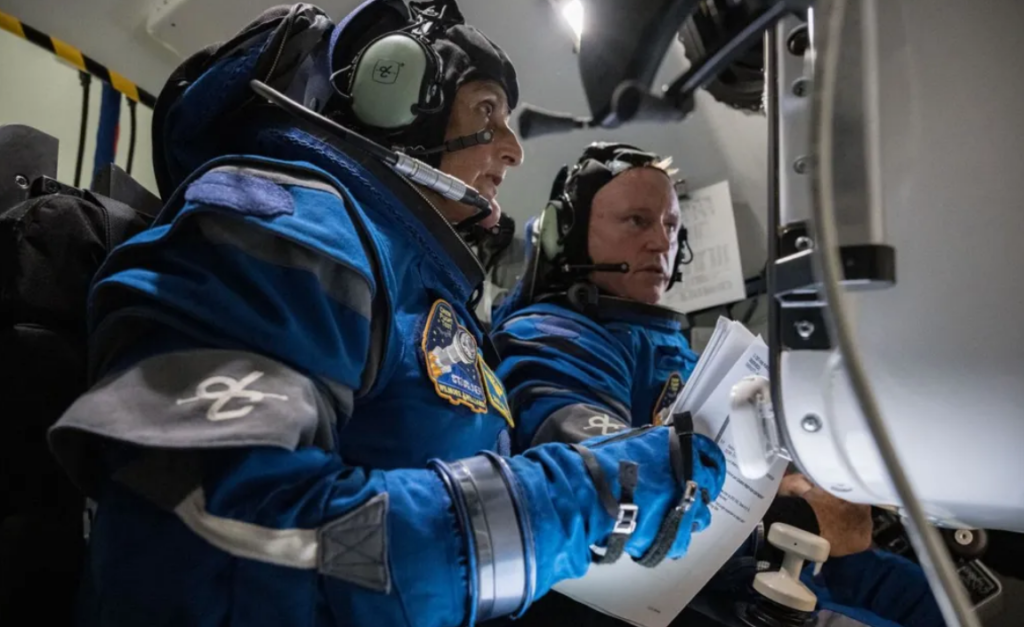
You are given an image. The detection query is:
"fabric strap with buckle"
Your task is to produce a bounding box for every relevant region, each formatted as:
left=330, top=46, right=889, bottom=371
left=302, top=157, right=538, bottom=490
left=571, top=413, right=710, bottom=568
left=635, top=411, right=707, bottom=568
left=602, top=461, right=639, bottom=564
left=570, top=444, right=639, bottom=564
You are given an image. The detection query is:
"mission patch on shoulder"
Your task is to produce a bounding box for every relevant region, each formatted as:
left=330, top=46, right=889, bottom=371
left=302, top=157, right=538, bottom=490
left=422, top=300, right=487, bottom=413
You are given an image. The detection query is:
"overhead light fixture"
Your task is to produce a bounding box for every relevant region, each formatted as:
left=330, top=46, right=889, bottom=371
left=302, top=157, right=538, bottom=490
left=561, top=0, right=584, bottom=46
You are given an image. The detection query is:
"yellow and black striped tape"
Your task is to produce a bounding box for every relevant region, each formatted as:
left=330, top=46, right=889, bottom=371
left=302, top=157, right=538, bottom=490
left=0, top=9, right=157, bottom=108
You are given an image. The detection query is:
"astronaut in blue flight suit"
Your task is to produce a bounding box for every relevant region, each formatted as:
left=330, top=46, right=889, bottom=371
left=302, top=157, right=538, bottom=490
left=492, top=142, right=698, bottom=450
left=491, top=142, right=946, bottom=627
left=46, top=3, right=727, bottom=627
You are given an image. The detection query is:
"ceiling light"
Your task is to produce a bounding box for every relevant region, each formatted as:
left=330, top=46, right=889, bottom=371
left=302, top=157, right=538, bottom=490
left=561, top=0, right=584, bottom=44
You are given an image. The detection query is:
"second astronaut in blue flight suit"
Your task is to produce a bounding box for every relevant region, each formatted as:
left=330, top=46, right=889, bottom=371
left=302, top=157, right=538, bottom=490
left=46, top=3, right=727, bottom=627
left=492, top=142, right=945, bottom=627
left=493, top=142, right=696, bottom=450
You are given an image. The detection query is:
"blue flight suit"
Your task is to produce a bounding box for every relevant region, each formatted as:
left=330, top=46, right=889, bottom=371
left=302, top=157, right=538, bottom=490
left=47, top=20, right=728, bottom=627
left=493, top=301, right=697, bottom=452
left=53, top=149, right=513, bottom=626
left=805, top=550, right=947, bottom=627
left=45, top=29, right=508, bottom=627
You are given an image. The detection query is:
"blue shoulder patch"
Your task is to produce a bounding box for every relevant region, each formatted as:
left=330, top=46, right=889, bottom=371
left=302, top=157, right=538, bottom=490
left=184, top=170, right=294, bottom=218
left=535, top=317, right=581, bottom=339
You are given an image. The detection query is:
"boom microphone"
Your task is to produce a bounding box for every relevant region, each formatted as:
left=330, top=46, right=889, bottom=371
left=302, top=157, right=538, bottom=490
left=410, top=129, right=495, bottom=156
left=443, top=129, right=493, bottom=152
left=561, top=262, right=630, bottom=274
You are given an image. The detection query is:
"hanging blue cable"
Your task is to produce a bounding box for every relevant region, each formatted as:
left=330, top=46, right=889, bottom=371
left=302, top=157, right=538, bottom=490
left=91, top=81, right=122, bottom=189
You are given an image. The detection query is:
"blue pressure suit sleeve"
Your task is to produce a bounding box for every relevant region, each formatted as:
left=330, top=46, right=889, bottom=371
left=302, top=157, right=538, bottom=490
left=493, top=309, right=635, bottom=452
left=804, top=550, right=946, bottom=627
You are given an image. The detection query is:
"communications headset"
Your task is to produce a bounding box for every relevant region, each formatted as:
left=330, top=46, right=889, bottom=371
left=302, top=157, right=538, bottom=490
left=534, top=143, right=693, bottom=298
left=327, top=0, right=496, bottom=158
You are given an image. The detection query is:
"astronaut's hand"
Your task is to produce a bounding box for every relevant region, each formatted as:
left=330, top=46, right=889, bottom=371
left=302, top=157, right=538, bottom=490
left=576, top=425, right=727, bottom=564
left=780, top=473, right=873, bottom=557
left=504, top=423, right=726, bottom=601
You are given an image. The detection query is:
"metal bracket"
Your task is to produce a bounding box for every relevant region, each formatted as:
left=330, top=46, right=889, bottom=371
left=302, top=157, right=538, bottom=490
left=779, top=221, right=813, bottom=258
left=775, top=244, right=897, bottom=298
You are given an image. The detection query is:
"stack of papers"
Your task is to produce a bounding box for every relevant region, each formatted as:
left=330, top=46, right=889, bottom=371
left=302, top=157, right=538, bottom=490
left=552, top=318, right=787, bottom=627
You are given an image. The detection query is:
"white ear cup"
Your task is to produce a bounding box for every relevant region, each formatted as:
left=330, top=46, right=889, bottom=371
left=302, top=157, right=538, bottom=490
left=350, top=33, right=430, bottom=128
left=539, top=203, right=564, bottom=261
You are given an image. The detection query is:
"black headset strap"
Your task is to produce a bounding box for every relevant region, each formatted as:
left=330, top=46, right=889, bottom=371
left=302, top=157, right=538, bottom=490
left=555, top=192, right=589, bottom=265
left=413, top=36, right=445, bottom=113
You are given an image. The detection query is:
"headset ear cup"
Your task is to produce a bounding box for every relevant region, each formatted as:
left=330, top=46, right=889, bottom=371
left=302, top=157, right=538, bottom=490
left=540, top=202, right=564, bottom=261
left=348, top=32, right=434, bottom=129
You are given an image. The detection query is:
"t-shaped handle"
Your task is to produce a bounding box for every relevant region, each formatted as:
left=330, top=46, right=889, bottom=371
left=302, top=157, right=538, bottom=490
left=752, top=523, right=831, bottom=612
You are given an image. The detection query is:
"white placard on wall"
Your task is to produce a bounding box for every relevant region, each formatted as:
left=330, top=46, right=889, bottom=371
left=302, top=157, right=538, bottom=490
left=661, top=181, right=746, bottom=314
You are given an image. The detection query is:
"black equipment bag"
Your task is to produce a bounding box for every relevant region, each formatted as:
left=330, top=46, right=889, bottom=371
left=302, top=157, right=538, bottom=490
left=0, top=186, right=151, bottom=624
